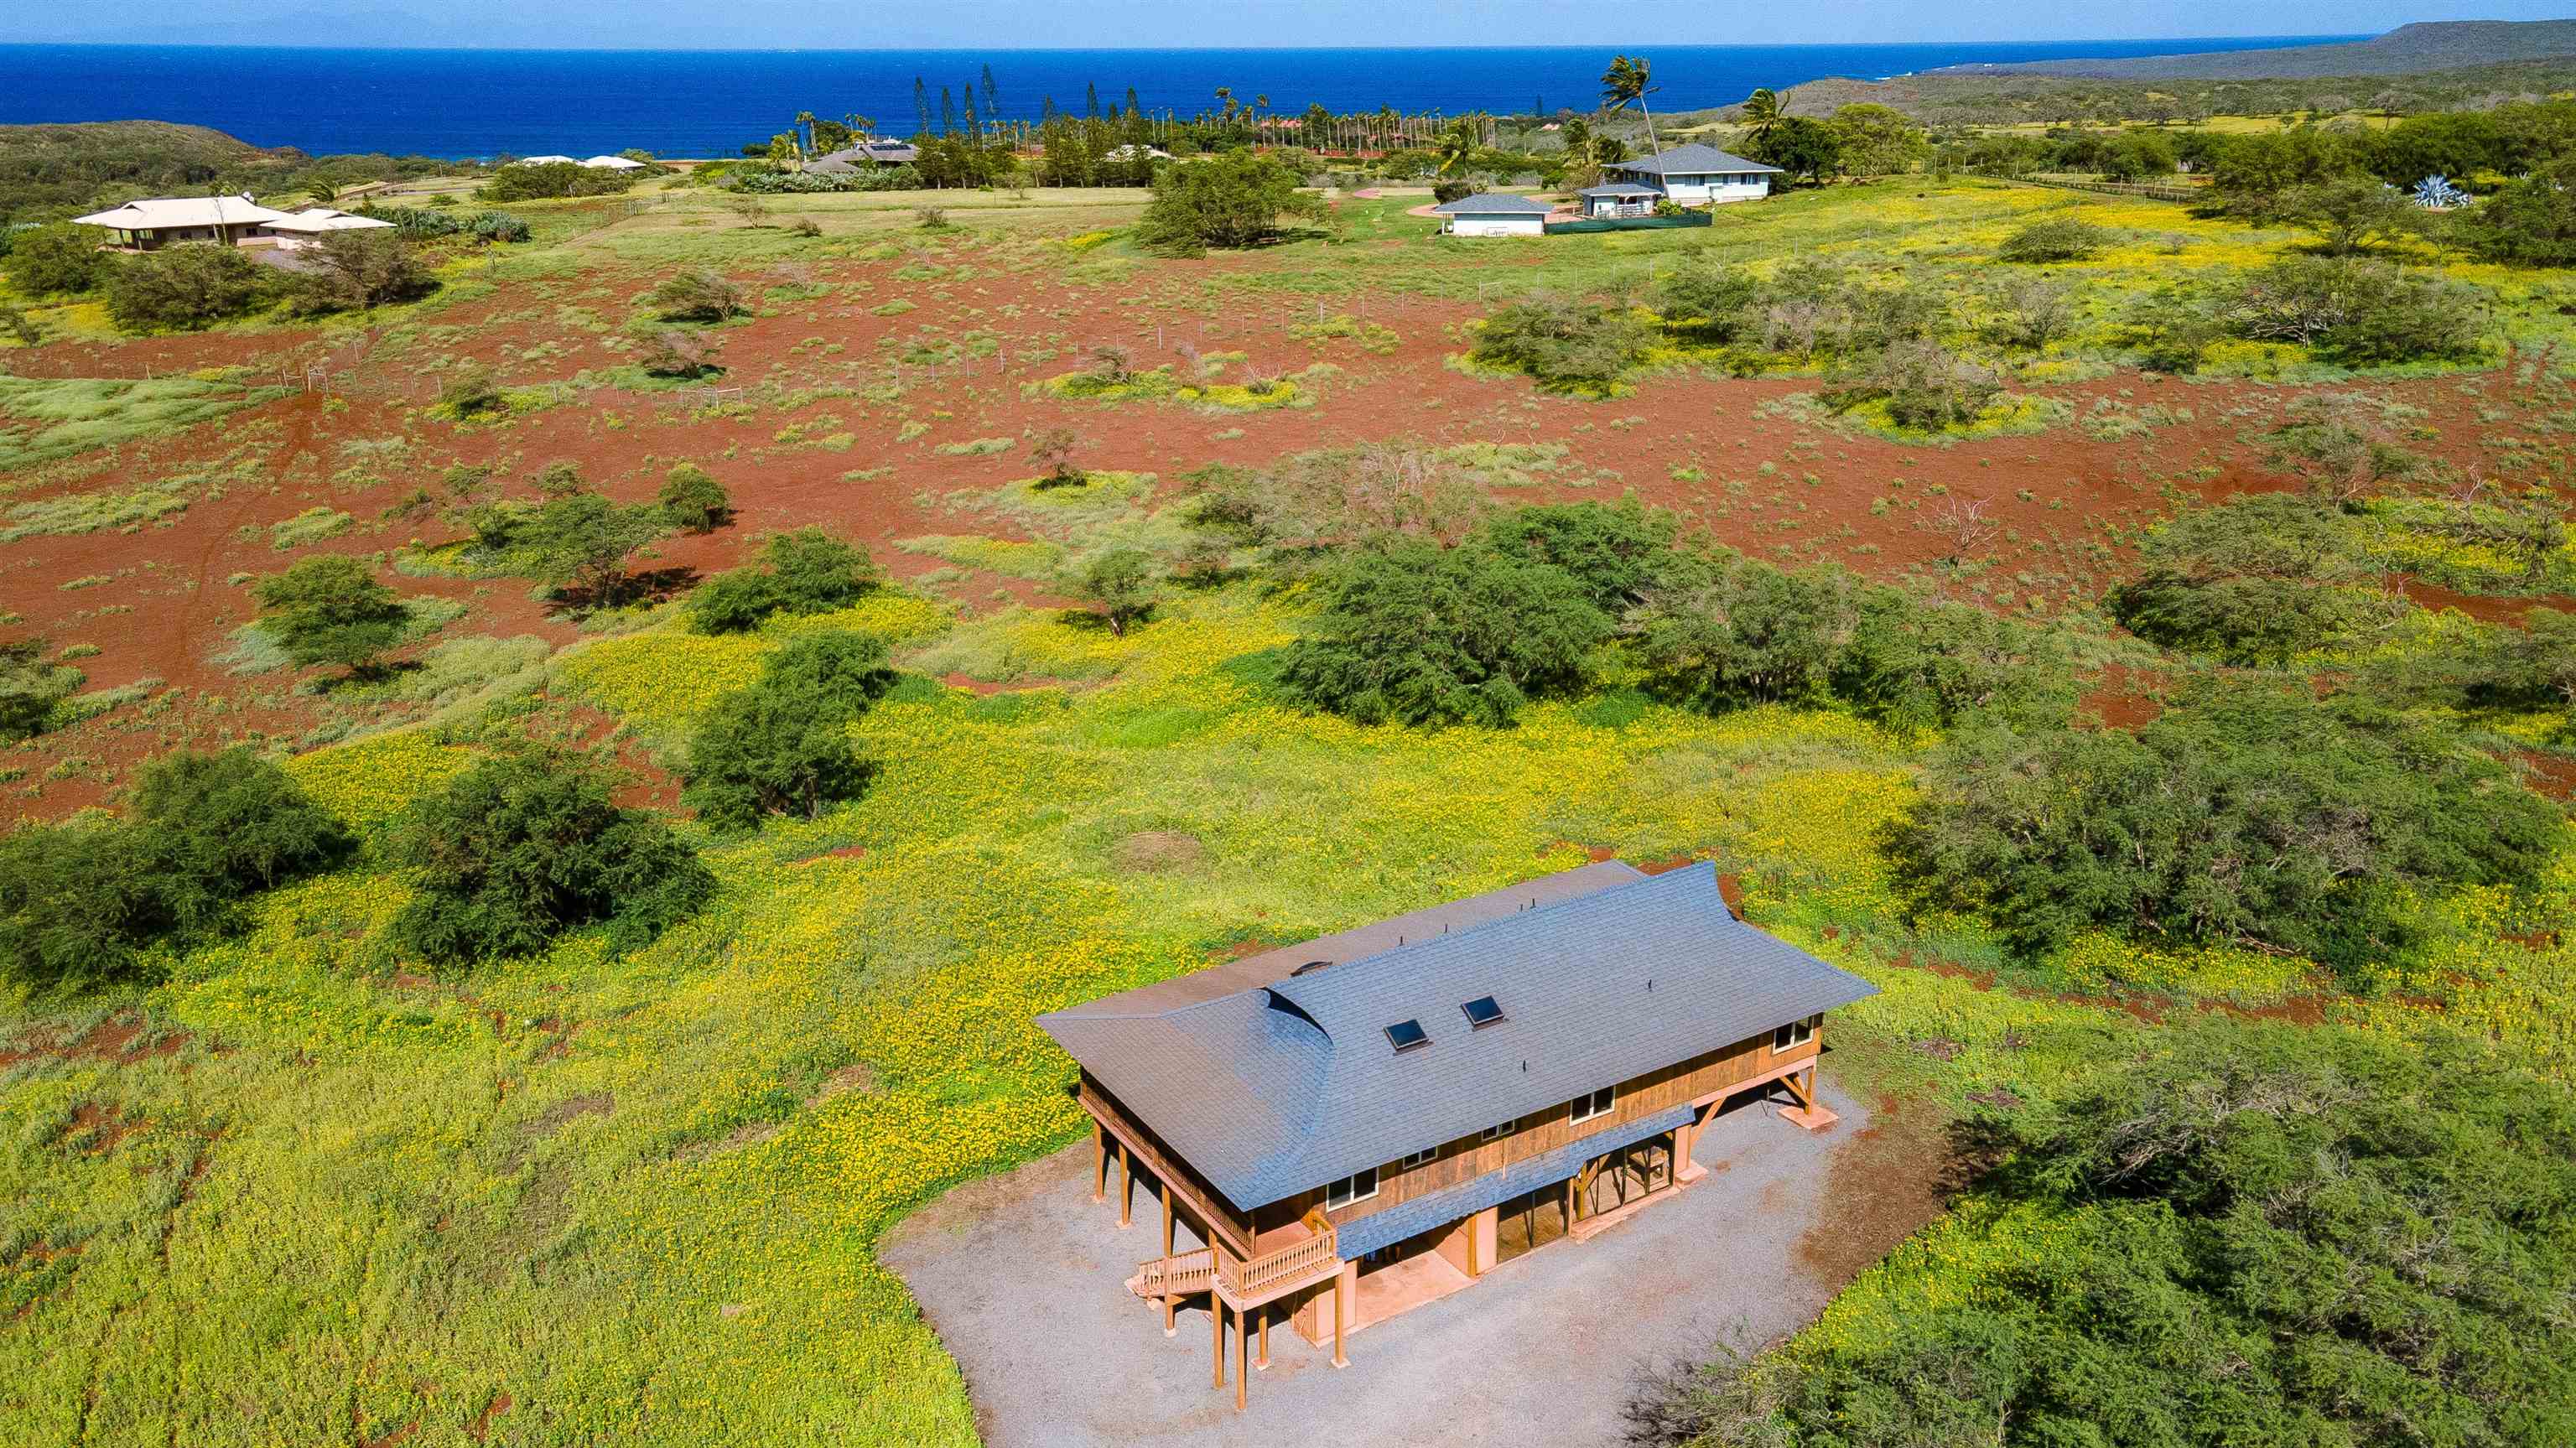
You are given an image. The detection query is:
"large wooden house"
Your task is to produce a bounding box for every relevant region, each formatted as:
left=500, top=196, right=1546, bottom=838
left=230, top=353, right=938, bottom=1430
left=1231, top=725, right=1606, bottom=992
left=1036, top=859, right=1876, bottom=1410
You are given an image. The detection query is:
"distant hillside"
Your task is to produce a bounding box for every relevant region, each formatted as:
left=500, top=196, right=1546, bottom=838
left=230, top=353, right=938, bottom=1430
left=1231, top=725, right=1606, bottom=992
left=0, top=121, right=271, bottom=222
left=1937, top=20, right=2576, bottom=80
left=1738, top=50, right=2576, bottom=130
left=0, top=121, right=454, bottom=224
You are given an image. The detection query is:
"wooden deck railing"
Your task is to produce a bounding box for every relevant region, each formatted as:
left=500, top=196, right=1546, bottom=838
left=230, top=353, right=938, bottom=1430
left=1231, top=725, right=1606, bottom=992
left=1130, top=1215, right=1339, bottom=1306
left=1218, top=1225, right=1339, bottom=1299
left=1128, top=1247, right=1215, bottom=1298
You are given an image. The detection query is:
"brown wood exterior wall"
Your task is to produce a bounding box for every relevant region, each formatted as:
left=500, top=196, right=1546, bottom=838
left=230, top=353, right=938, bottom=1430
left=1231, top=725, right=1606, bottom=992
left=1078, top=1071, right=1258, bottom=1256
left=1288, top=1015, right=1824, bottom=1238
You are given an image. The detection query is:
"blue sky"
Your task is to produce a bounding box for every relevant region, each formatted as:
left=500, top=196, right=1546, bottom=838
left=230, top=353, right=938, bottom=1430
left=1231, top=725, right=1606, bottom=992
left=5, top=1, right=2571, bottom=49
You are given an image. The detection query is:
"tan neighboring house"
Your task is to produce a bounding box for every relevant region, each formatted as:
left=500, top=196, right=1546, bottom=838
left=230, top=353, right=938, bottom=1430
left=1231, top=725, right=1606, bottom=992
left=70, top=195, right=292, bottom=251
left=1037, top=859, right=1875, bottom=1412
left=261, top=207, right=396, bottom=250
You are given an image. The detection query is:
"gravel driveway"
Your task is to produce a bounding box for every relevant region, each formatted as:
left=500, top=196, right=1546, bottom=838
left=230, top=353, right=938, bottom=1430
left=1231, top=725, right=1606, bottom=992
left=881, top=1077, right=1885, bottom=1448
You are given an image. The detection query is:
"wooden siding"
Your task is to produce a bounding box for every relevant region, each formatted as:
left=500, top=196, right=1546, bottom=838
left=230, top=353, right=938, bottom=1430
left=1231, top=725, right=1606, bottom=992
left=1078, top=1072, right=1258, bottom=1256
left=1314, top=1017, right=1824, bottom=1235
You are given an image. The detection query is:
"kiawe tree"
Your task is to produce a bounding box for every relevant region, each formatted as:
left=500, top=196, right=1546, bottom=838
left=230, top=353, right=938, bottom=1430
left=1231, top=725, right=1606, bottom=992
left=252, top=555, right=413, bottom=681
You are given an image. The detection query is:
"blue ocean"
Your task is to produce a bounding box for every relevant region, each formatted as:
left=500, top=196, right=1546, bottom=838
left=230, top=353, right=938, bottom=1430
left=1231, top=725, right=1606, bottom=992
left=0, top=39, right=2358, bottom=159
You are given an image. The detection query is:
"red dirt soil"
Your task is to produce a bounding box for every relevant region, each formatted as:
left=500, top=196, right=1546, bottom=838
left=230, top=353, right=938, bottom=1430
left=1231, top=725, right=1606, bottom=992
left=8, top=210, right=2575, bottom=822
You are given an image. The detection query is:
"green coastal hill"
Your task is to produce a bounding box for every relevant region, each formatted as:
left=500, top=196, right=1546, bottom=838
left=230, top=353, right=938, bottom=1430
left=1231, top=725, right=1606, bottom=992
left=1941, top=18, right=2576, bottom=80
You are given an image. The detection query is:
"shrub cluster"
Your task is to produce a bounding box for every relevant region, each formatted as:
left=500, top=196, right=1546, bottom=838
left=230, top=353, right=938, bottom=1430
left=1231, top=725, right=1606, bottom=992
left=687, top=528, right=882, bottom=633
left=0, top=748, right=351, bottom=987
left=1469, top=293, right=1655, bottom=392
left=1629, top=1017, right=2576, bottom=1448
left=476, top=161, right=636, bottom=202
left=390, top=749, right=713, bottom=964
left=682, top=631, right=898, bottom=832
left=1886, top=682, right=2560, bottom=973
left=1133, top=151, right=1327, bottom=257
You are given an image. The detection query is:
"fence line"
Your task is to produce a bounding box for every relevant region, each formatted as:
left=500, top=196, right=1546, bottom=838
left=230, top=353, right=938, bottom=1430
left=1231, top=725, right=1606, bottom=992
left=1974, top=172, right=2205, bottom=205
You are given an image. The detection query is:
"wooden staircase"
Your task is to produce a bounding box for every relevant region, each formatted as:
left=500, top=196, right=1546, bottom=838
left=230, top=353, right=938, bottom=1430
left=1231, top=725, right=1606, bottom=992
left=1128, top=1212, right=1341, bottom=1310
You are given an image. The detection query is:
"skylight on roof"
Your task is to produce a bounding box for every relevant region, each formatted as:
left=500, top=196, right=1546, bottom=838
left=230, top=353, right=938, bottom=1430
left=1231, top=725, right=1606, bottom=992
left=1462, top=995, right=1505, bottom=1030
left=1384, top=1019, right=1429, bottom=1053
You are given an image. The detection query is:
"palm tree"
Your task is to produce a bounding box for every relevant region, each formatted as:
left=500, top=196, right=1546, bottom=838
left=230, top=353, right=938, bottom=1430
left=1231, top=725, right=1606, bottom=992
left=1742, top=88, right=1784, bottom=145
left=306, top=179, right=340, bottom=205
left=1435, top=117, right=1478, bottom=176
left=1601, top=54, right=1664, bottom=162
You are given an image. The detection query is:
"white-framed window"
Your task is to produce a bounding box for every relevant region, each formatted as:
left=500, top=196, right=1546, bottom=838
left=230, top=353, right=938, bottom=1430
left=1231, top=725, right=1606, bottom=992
left=1325, top=1167, right=1379, bottom=1209
left=1774, top=1015, right=1817, bottom=1052
left=1398, top=1145, right=1437, bottom=1170
left=1481, top=1119, right=1511, bottom=1142
left=1568, top=1086, right=1614, bottom=1124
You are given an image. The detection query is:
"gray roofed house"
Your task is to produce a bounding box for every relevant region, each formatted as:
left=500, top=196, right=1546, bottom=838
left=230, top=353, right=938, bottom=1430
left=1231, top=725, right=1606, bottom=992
left=1037, top=859, right=1875, bottom=1404
left=1602, top=143, right=1784, bottom=206
left=1429, top=192, right=1554, bottom=215
left=808, top=140, right=920, bottom=177
left=1604, top=143, right=1783, bottom=177
left=1429, top=190, right=1554, bottom=236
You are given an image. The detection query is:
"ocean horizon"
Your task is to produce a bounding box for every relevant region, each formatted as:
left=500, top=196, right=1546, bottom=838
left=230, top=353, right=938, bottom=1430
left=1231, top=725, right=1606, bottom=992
left=0, top=38, right=2360, bottom=159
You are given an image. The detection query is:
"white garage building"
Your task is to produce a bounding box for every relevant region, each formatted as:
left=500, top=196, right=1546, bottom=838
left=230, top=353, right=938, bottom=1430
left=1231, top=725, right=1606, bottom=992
left=1602, top=143, right=1782, bottom=205
left=1431, top=192, right=1553, bottom=237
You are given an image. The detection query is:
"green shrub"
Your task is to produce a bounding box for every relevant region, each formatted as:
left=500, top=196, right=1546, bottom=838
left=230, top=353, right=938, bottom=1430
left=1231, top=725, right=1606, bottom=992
left=1070, top=548, right=1161, bottom=636
left=0, top=637, right=81, bottom=740
left=283, top=229, right=436, bottom=314
left=647, top=268, right=747, bottom=322
left=1995, top=215, right=2106, bottom=263
left=1470, top=293, right=1654, bottom=391
left=0, top=822, right=172, bottom=987
left=1634, top=1017, right=2576, bottom=1448
left=389, top=749, right=715, bottom=964
left=477, top=161, right=635, bottom=202
left=477, top=491, right=669, bottom=607
left=0, top=747, right=347, bottom=988
left=680, top=632, right=896, bottom=833
left=657, top=463, right=732, bottom=532
left=1132, top=151, right=1327, bottom=257
left=1886, top=682, right=2560, bottom=972
left=1831, top=588, right=2072, bottom=736
left=132, top=747, right=353, bottom=937
left=1823, top=340, right=2005, bottom=430
left=1654, top=264, right=1759, bottom=340
left=1633, top=549, right=1857, bottom=708
left=3, top=222, right=105, bottom=296
left=687, top=528, right=881, bottom=634
left=104, top=244, right=273, bottom=332
left=2457, top=158, right=2576, bottom=266
left=1472, top=498, right=1678, bottom=614
left=2278, top=177, right=2427, bottom=256
left=1280, top=537, right=1612, bottom=727
left=2107, top=494, right=2364, bottom=664
left=252, top=555, right=413, bottom=679
left=2219, top=257, right=2485, bottom=366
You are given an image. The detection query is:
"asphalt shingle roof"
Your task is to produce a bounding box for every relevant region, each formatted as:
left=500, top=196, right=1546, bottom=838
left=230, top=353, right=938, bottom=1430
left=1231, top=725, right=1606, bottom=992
left=1039, top=862, right=1876, bottom=1212
left=1605, top=143, right=1783, bottom=176
left=1431, top=193, right=1554, bottom=215
left=1580, top=183, right=1662, bottom=196
left=1334, top=1103, right=1695, bottom=1258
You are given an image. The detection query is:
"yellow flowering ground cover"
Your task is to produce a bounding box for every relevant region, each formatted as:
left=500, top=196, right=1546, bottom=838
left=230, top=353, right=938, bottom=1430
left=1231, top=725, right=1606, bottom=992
left=6, top=578, right=2574, bottom=1446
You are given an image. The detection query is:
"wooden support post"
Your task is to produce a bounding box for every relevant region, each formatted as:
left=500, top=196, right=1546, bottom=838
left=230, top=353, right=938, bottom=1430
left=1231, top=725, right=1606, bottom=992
left=1117, top=1141, right=1132, bottom=1229
left=1091, top=1120, right=1105, bottom=1203
left=1213, top=1295, right=1226, bottom=1388
left=1256, top=1304, right=1270, bottom=1370
left=1235, top=1298, right=1249, bottom=1411
left=1332, top=1261, right=1353, bottom=1368
left=1161, top=1188, right=1175, bottom=1255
